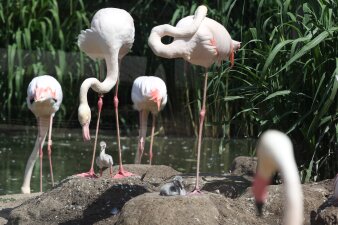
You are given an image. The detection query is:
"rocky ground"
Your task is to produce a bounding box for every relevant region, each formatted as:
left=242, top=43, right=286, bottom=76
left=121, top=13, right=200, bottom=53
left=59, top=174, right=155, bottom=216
left=1, top=157, right=338, bottom=225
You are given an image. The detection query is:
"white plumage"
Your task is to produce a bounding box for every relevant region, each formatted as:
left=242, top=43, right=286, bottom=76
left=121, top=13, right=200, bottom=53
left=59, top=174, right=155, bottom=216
left=22, top=75, right=63, bottom=194
left=77, top=7, right=135, bottom=178
left=131, top=76, right=167, bottom=164
left=334, top=174, right=338, bottom=199
left=95, top=141, right=114, bottom=177
left=252, top=130, right=303, bottom=225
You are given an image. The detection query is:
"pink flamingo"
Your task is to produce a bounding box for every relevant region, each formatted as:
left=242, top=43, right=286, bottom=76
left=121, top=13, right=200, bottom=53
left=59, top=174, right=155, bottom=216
left=77, top=8, right=134, bottom=178
left=21, top=75, right=63, bottom=193
left=252, top=130, right=303, bottom=225
left=131, top=76, right=167, bottom=164
left=148, top=5, right=240, bottom=193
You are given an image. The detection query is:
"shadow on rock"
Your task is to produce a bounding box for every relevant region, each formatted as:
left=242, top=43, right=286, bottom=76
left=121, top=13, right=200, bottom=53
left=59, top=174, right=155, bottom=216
left=202, top=175, right=251, bottom=198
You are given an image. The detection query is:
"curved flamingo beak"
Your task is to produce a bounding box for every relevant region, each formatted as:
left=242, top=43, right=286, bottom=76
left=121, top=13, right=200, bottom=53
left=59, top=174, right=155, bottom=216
left=150, top=88, right=161, bottom=111
left=82, top=123, right=91, bottom=141
left=252, top=173, right=270, bottom=216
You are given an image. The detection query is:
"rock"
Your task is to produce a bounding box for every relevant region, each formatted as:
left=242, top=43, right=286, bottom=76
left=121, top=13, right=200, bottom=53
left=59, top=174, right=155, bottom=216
left=229, top=156, right=257, bottom=179
left=4, top=164, right=338, bottom=225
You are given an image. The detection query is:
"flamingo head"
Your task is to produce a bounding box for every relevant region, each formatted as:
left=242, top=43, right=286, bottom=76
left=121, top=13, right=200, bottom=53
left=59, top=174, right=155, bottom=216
left=78, top=103, right=91, bottom=141
left=150, top=88, right=162, bottom=111
left=252, top=173, right=270, bottom=216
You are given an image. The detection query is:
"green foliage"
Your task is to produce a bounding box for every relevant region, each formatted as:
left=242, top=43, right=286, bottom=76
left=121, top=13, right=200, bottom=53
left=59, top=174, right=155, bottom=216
left=0, top=0, right=336, bottom=181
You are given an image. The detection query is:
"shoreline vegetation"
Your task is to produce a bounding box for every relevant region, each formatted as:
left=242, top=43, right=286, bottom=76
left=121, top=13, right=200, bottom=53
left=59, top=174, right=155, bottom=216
left=0, top=1, right=337, bottom=183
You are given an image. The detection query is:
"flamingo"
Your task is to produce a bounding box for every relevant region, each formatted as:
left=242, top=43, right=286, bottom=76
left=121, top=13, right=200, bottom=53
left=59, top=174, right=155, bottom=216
left=252, top=130, right=304, bottom=225
left=21, top=75, right=63, bottom=194
left=148, top=5, right=240, bottom=194
left=95, top=141, right=114, bottom=178
left=77, top=8, right=135, bottom=178
left=160, top=176, right=186, bottom=196
left=131, top=76, right=167, bottom=164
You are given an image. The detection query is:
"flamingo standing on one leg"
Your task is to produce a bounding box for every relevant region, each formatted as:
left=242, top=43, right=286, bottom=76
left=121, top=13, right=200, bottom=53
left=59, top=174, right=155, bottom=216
left=252, top=130, right=304, bottom=225
left=77, top=8, right=135, bottom=178
left=95, top=141, right=114, bottom=177
left=21, top=75, right=63, bottom=193
left=131, top=76, right=167, bottom=164
left=148, top=5, right=240, bottom=193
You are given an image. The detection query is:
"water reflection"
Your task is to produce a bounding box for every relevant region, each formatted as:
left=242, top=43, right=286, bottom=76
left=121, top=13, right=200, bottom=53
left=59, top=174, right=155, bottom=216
left=0, top=125, right=255, bottom=195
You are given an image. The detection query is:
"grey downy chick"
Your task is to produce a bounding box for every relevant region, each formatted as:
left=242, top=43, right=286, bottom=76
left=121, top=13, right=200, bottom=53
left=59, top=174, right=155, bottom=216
left=160, top=176, right=186, bottom=196
left=95, top=141, right=113, bottom=177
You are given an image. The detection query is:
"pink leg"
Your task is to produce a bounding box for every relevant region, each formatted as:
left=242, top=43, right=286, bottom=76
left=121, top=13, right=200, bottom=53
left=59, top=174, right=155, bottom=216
left=77, top=95, right=103, bottom=178
left=149, top=114, right=156, bottom=165
left=113, top=80, right=134, bottom=178
left=190, top=70, right=208, bottom=195
left=137, top=111, right=145, bottom=164
left=38, top=130, right=43, bottom=193
left=100, top=168, right=103, bottom=177
left=47, top=116, right=54, bottom=187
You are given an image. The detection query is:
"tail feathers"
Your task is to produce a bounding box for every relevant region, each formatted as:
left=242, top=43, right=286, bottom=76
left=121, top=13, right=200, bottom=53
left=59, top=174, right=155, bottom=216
left=77, top=29, right=105, bottom=60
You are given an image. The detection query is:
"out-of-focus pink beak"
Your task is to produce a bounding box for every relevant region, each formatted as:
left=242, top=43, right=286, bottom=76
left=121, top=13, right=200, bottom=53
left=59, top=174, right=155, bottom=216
left=252, top=173, right=270, bottom=216
left=82, top=123, right=91, bottom=141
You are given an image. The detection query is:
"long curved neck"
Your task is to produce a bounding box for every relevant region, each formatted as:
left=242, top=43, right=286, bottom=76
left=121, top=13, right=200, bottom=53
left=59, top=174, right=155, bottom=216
left=21, top=117, right=49, bottom=193
left=279, top=158, right=303, bottom=225
left=79, top=51, right=119, bottom=104
left=148, top=5, right=207, bottom=59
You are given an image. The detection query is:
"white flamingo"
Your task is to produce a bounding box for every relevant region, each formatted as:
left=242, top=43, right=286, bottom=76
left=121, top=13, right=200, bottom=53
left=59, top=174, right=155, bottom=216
left=148, top=5, right=240, bottom=194
left=334, top=174, right=338, bottom=200
left=21, top=75, right=63, bottom=193
left=252, top=130, right=304, bottom=225
left=77, top=8, right=134, bottom=178
left=131, top=76, right=167, bottom=164
left=95, top=141, right=113, bottom=178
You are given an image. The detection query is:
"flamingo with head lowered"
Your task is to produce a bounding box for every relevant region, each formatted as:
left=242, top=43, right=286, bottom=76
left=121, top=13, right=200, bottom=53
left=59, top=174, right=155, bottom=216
left=21, top=75, right=63, bottom=193
left=252, top=130, right=304, bottom=225
left=148, top=5, right=240, bottom=194
left=77, top=8, right=135, bottom=178
left=131, top=76, right=167, bottom=164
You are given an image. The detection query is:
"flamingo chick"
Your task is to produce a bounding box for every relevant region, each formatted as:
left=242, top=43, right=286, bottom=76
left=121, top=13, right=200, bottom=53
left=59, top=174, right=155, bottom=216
left=160, top=176, right=186, bottom=196
left=21, top=75, right=63, bottom=193
left=148, top=5, right=240, bottom=194
left=95, top=141, right=113, bottom=177
left=131, top=76, right=167, bottom=164
left=77, top=8, right=135, bottom=178
left=252, top=130, right=303, bottom=225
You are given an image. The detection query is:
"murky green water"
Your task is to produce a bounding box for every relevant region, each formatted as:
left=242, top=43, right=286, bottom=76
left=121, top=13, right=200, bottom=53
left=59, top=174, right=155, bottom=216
left=0, top=125, right=255, bottom=195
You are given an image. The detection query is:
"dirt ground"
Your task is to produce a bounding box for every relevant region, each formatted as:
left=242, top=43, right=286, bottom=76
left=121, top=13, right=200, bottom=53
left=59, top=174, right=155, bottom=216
left=1, top=159, right=338, bottom=225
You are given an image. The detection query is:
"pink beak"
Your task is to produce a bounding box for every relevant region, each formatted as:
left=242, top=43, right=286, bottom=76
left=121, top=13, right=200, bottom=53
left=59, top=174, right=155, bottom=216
left=252, top=173, right=270, bottom=216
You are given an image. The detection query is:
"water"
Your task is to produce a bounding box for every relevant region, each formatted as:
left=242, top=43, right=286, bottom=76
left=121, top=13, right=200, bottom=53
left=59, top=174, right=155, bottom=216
left=0, top=125, right=255, bottom=195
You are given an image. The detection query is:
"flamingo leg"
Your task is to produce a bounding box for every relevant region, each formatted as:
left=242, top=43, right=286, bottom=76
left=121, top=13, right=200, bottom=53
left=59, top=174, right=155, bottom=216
left=77, top=95, right=103, bottom=178
left=149, top=114, right=156, bottom=165
left=38, top=118, right=45, bottom=193
left=47, top=115, right=54, bottom=187
left=113, top=80, right=134, bottom=178
left=100, top=168, right=103, bottom=177
left=137, top=111, right=144, bottom=164
left=190, top=70, right=208, bottom=195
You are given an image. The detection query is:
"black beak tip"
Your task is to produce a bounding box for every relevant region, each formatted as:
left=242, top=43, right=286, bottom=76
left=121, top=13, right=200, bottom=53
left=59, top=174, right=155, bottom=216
left=255, top=201, right=264, bottom=216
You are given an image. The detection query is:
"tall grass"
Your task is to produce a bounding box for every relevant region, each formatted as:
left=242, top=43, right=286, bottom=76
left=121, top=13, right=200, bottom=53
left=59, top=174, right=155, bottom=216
left=0, top=0, right=336, bottom=181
